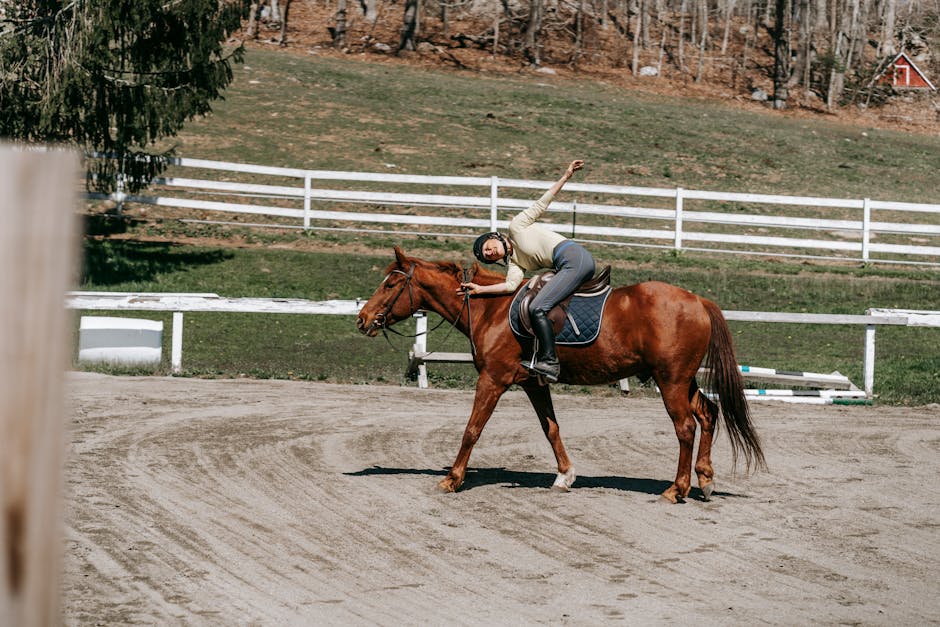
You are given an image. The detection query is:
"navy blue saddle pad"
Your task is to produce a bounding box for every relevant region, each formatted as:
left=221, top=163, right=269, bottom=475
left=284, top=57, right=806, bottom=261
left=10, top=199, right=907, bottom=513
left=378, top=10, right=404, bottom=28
left=509, top=283, right=612, bottom=346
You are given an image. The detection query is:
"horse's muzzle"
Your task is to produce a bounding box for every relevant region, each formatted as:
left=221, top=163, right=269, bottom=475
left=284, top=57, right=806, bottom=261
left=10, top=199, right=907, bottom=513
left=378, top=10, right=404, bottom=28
left=356, top=315, right=383, bottom=337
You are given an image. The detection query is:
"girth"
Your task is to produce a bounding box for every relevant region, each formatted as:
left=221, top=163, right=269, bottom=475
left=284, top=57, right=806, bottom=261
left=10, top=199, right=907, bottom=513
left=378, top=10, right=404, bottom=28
left=516, top=265, right=611, bottom=336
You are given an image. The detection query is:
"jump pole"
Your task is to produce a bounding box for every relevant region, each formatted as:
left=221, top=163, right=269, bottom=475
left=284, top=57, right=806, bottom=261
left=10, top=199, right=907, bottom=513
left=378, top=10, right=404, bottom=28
left=0, top=146, right=79, bottom=625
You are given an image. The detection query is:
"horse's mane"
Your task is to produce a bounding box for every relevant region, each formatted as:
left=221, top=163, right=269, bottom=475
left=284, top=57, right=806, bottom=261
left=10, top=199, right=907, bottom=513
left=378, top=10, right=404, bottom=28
left=465, top=263, right=505, bottom=285
left=386, top=255, right=507, bottom=286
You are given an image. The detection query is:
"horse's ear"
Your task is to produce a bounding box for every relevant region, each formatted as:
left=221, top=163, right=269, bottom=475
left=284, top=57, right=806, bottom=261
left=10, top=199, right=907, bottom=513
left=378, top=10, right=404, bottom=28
left=393, top=246, right=408, bottom=267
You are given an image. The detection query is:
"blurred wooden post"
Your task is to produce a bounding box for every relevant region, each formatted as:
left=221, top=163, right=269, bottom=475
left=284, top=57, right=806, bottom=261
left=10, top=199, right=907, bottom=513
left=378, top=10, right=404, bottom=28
left=0, top=146, right=79, bottom=626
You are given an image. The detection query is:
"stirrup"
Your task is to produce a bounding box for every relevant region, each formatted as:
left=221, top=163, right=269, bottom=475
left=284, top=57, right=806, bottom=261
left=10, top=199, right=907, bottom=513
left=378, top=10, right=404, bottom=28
left=527, top=360, right=560, bottom=383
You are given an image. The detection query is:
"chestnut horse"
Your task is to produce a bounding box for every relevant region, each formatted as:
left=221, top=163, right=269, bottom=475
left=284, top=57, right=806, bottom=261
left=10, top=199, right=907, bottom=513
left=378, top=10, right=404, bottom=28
left=357, top=247, right=765, bottom=503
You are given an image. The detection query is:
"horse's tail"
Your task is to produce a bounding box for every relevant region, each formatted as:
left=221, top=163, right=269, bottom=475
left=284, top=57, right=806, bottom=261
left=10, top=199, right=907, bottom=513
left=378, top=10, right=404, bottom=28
left=702, top=299, right=767, bottom=473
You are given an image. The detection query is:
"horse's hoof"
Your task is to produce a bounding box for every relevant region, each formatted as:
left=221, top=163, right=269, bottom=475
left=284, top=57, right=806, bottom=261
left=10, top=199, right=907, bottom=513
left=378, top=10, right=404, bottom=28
left=551, top=468, right=576, bottom=492
left=659, top=487, right=684, bottom=504
left=700, top=482, right=714, bottom=501
left=437, top=478, right=458, bottom=493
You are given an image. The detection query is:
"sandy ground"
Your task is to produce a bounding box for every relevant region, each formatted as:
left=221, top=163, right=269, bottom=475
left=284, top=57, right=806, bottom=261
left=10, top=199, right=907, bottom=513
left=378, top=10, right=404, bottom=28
left=63, top=373, right=940, bottom=625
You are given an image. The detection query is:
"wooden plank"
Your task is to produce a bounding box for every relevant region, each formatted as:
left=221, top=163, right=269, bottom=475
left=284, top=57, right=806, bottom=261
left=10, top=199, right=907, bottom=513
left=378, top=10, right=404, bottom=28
left=412, top=351, right=474, bottom=363
left=722, top=311, right=909, bottom=325
left=0, top=146, right=78, bottom=625
left=66, top=294, right=363, bottom=315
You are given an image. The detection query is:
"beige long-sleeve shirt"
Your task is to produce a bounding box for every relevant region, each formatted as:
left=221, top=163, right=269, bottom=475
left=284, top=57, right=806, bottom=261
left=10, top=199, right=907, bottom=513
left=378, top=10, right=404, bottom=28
left=504, top=189, right=566, bottom=290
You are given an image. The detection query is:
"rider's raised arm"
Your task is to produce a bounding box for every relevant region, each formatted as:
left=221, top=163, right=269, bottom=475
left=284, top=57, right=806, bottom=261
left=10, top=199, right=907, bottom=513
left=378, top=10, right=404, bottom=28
left=512, top=160, right=584, bottom=229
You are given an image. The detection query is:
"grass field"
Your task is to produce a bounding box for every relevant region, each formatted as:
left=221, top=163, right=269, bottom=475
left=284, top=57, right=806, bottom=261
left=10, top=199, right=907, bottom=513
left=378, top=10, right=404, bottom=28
left=77, top=47, right=940, bottom=405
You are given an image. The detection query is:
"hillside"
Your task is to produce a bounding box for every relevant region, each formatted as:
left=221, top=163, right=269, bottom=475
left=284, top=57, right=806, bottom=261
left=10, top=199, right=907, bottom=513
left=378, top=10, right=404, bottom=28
left=244, top=0, right=940, bottom=135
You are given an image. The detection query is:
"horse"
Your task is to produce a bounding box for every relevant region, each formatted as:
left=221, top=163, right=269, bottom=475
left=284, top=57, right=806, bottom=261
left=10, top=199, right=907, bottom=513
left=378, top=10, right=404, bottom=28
left=356, top=247, right=765, bottom=503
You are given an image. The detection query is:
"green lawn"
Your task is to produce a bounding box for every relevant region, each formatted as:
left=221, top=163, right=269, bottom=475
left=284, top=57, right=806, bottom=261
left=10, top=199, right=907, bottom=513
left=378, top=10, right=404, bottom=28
left=77, top=47, right=940, bottom=405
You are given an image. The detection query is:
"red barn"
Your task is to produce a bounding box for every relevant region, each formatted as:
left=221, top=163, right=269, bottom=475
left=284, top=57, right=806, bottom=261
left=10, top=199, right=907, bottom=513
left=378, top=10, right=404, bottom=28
left=876, top=52, right=936, bottom=91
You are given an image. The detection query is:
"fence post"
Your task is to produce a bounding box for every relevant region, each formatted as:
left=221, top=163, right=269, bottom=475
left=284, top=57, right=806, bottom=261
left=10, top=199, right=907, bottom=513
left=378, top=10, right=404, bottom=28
left=863, top=312, right=876, bottom=397
left=0, top=146, right=78, bottom=626
left=571, top=200, right=577, bottom=238
left=303, top=173, right=312, bottom=229
left=490, top=176, right=499, bottom=231
left=171, top=311, right=184, bottom=373
left=861, top=197, right=871, bottom=262
left=674, top=187, right=684, bottom=251
left=413, top=312, right=429, bottom=389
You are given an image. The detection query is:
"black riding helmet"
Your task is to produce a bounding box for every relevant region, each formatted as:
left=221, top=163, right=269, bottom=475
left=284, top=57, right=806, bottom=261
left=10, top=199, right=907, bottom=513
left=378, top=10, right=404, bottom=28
left=472, top=232, right=510, bottom=265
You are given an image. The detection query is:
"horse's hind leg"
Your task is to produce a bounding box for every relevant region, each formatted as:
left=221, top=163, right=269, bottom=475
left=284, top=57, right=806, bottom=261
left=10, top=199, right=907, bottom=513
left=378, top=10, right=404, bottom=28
left=690, top=382, right=718, bottom=501
left=522, top=382, right=575, bottom=491
left=658, top=380, right=698, bottom=504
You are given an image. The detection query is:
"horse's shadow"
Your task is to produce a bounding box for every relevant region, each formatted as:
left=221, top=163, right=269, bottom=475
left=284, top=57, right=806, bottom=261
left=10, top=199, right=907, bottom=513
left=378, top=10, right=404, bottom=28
left=344, top=466, right=744, bottom=500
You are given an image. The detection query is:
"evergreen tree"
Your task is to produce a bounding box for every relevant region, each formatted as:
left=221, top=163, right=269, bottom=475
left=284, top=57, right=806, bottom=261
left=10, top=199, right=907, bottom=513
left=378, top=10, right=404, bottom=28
left=0, top=0, right=248, bottom=192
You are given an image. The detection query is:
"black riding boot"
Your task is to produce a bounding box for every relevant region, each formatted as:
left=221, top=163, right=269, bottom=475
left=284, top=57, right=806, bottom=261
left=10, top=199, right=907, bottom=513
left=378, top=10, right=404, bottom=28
left=526, top=310, right=560, bottom=382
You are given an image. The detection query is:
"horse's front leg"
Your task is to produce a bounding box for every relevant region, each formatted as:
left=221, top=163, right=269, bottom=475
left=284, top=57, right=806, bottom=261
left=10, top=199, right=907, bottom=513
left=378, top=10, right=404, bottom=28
left=439, top=372, right=508, bottom=492
left=522, top=381, right=575, bottom=491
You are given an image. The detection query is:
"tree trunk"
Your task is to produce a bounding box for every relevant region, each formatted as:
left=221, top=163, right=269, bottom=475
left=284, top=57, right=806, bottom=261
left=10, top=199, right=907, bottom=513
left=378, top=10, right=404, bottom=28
left=524, top=0, right=543, bottom=67
left=632, top=0, right=644, bottom=75
left=678, top=0, right=688, bottom=72
left=277, top=0, right=292, bottom=46
left=574, top=0, right=585, bottom=64
left=657, top=8, right=668, bottom=75
left=790, top=0, right=812, bottom=90
left=721, top=0, right=736, bottom=55
left=695, top=0, right=708, bottom=83
left=399, top=0, right=419, bottom=51
left=246, top=2, right=262, bottom=39
left=492, top=13, right=499, bottom=57
left=772, top=0, right=790, bottom=108
left=878, top=0, right=897, bottom=57
left=332, top=0, right=348, bottom=47
left=364, top=0, right=378, bottom=23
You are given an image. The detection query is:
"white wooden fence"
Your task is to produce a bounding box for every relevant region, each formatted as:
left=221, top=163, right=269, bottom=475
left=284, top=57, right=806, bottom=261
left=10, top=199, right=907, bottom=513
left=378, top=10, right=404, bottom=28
left=66, top=292, right=939, bottom=399
left=66, top=292, right=361, bottom=373
left=87, top=156, right=940, bottom=265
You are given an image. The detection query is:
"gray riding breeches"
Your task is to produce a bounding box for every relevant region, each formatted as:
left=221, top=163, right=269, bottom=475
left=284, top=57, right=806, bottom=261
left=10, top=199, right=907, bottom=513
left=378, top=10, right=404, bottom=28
left=528, top=240, right=596, bottom=315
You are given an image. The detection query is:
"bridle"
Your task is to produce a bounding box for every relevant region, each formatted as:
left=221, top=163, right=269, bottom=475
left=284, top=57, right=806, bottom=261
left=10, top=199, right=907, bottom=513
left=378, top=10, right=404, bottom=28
left=369, top=262, right=416, bottom=335
left=369, top=262, right=477, bottom=357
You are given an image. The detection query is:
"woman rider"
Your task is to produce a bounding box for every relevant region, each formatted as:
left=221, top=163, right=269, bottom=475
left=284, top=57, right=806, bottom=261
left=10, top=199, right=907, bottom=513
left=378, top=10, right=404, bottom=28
left=459, top=159, right=596, bottom=382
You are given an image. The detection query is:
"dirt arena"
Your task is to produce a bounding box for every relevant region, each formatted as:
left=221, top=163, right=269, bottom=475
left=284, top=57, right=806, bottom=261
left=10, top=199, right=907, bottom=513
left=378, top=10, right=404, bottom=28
left=63, top=373, right=940, bottom=625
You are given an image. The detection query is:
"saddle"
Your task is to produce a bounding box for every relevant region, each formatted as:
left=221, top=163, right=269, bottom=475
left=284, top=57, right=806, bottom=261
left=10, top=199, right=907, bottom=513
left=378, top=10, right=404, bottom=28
left=516, top=265, right=611, bottom=337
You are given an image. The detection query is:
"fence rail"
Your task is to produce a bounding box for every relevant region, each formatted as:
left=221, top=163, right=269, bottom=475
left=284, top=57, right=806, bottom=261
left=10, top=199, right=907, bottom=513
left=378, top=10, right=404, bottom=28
left=67, top=292, right=939, bottom=399
left=409, top=308, right=935, bottom=397
left=87, top=156, right=940, bottom=265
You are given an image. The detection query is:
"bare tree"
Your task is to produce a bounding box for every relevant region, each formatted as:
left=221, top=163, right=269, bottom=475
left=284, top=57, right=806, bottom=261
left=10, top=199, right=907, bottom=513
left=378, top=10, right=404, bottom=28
left=246, top=1, right=264, bottom=39
left=332, top=0, right=348, bottom=47
left=721, top=0, right=737, bottom=55
left=773, top=0, right=790, bottom=108
left=524, top=0, right=544, bottom=66
left=400, top=0, right=419, bottom=51
left=277, top=0, right=292, bottom=46
left=789, top=0, right=812, bottom=91
left=878, top=0, right=898, bottom=57
left=695, top=0, right=709, bottom=83
left=632, top=0, right=645, bottom=74
left=678, top=0, right=688, bottom=72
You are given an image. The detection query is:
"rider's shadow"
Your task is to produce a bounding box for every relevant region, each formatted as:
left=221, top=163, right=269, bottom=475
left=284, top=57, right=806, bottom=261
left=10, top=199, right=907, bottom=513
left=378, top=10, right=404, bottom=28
left=344, top=466, right=742, bottom=500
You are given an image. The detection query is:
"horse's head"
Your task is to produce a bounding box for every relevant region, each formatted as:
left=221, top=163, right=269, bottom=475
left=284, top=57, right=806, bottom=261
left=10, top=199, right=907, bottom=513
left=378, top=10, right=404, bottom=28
left=357, top=247, right=465, bottom=337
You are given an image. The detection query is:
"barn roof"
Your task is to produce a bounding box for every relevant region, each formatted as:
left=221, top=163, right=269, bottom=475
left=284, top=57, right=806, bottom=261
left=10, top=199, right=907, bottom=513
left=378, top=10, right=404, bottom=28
left=873, top=52, right=937, bottom=91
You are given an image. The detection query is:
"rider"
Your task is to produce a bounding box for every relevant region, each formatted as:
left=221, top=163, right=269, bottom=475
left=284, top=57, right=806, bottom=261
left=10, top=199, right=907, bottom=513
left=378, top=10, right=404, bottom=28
left=459, top=159, right=596, bottom=382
